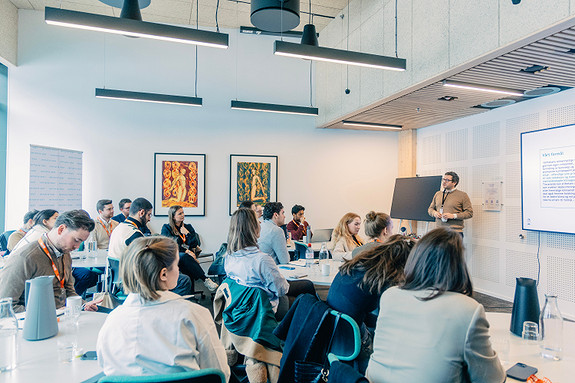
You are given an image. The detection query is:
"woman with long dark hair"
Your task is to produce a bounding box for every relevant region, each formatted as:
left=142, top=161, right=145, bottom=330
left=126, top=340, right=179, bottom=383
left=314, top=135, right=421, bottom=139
left=366, top=227, right=505, bottom=383
left=161, top=205, right=218, bottom=292
left=11, top=209, right=59, bottom=253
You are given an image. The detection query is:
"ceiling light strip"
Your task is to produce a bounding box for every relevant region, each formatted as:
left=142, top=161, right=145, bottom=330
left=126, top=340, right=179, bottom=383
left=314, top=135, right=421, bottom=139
left=231, top=100, right=318, bottom=116
left=45, top=7, right=229, bottom=49
left=274, top=41, right=406, bottom=71
left=443, top=80, right=524, bottom=96
left=342, top=120, right=402, bottom=130
left=95, top=88, right=203, bottom=106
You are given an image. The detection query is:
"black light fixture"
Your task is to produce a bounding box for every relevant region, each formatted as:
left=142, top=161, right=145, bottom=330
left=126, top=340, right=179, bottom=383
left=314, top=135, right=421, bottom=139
left=45, top=7, right=229, bottom=49
left=231, top=100, right=318, bottom=116
left=520, top=64, right=549, bottom=74
left=438, top=96, right=458, bottom=101
left=443, top=80, right=524, bottom=97
left=250, top=0, right=300, bottom=32
left=341, top=121, right=402, bottom=130
left=95, top=88, right=203, bottom=106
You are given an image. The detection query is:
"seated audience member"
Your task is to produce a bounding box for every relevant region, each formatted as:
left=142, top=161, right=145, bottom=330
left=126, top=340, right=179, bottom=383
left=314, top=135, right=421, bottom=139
left=97, top=236, right=229, bottom=379
left=258, top=202, right=290, bottom=265
left=327, top=235, right=415, bottom=372
left=109, top=198, right=191, bottom=296
left=89, top=199, right=119, bottom=249
left=286, top=204, right=312, bottom=241
left=225, top=208, right=289, bottom=313
left=6, top=209, right=38, bottom=252
left=351, top=211, right=393, bottom=258
left=0, top=210, right=98, bottom=312
left=366, top=227, right=505, bottom=383
left=240, top=200, right=256, bottom=211
left=161, top=205, right=218, bottom=292
left=11, top=209, right=59, bottom=253
left=330, top=212, right=363, bottom=261
left=111, top=198, right=131, bottom=223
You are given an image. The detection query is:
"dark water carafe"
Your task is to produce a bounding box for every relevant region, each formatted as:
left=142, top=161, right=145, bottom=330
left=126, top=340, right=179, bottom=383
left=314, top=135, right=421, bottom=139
left=510, top=277, right=540, bottom=337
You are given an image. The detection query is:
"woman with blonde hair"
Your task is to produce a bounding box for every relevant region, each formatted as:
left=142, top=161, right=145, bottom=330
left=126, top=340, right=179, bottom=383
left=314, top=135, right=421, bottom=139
left=330, top=212, right=363, bottom=260
left=352, top=211, right=393, bottom=258
left=366, top=227, right=505, bottom=383
left=97, top=236, right=229, bottom=379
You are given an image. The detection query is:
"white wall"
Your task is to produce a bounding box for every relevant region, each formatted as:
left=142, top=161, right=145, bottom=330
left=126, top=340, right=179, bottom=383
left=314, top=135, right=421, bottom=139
left=5, top=10, right=399, bottom=253
left=416, top=88, right=575, bottom=320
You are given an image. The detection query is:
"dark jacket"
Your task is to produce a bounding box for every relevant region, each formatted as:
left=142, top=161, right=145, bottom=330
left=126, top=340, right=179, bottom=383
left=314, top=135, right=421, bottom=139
left=161, top=223, right=200, bottom=253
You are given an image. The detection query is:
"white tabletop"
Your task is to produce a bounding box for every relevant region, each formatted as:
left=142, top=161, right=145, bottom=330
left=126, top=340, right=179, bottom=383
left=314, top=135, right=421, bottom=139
left=71, top=250, right=108, bottom=269
left=1, top=312, right=107, bottom=383
left=486, top=312, right=575, bottom=382
left=279, top=260, right=342, bottom=286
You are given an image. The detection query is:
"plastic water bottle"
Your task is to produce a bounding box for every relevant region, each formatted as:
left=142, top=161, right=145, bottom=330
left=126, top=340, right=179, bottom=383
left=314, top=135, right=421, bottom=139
left=305, top=244, right=314, bottom=269
left=540, top=294, right=563, bottom=360
left=319, top=243, right=330, bottom=276
left=0, top=298, right=18, bottom=372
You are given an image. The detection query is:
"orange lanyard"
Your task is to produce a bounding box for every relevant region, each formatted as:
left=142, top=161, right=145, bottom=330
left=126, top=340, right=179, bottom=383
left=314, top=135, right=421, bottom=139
left=292, top=220, right=307, bottom=234
left=352, top=235, right=363, bottom=247
left=38, top=238, right=65, bottom=289
left=371, top=238, right=381, bottom=243
left=126, top=219, right=139, bottom=230
left=98, top=218, right=112, bottom=237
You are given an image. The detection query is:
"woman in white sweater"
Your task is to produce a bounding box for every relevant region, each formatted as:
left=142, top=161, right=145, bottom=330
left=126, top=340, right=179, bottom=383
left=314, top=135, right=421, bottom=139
left=97, top=236, right=229, bottom=380
left=330, top=212, right=363, bottom=261
left=366, top=227, right=505, bottom=383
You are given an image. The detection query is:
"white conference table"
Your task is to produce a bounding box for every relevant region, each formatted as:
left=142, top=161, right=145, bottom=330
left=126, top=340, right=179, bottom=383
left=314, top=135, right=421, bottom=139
left=1, top=312, right=107, bottom=383
left=486, top=312, right=575, bottom=382
left=71, top=249, right=109, bottom=269
left=279, top=259, right=342, bottom=286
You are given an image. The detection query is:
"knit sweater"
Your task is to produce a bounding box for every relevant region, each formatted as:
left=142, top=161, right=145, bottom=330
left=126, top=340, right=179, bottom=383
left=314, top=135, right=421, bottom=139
left=0, top=238, right=76, bottom=312
left=89, top=217, right=119, bottom=250
left=428, top=189, right=473, bottom=232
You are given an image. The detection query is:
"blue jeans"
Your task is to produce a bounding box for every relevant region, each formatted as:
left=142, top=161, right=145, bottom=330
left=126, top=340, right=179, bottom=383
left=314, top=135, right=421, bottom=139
left=73, top=267, right=101, bottom=297
left=170, top=273, right=192, bottom=296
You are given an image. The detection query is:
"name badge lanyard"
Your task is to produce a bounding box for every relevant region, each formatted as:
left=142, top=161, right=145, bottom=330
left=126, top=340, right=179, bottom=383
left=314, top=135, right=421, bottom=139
left=38, top=238, right=66, bottom=300
left=292, top=219, right=307, bottom=236
left=440, top=190, right=449, bottom=215
left=98, top=218, right=112, bottom=237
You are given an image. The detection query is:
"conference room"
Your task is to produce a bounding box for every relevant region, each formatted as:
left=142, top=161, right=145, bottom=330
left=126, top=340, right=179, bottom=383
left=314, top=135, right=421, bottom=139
left=1, top=0, right=575, bottom=382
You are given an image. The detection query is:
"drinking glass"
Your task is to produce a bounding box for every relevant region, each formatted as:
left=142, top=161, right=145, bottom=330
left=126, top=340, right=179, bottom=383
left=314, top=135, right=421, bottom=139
left=522, top=321, right=539, bottom=341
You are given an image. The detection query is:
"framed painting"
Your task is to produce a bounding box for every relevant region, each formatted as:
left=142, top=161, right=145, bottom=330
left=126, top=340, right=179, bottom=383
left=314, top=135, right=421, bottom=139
left=154, top=153, right=206, bottom=216
left=230, top=154, right=278, bottom=215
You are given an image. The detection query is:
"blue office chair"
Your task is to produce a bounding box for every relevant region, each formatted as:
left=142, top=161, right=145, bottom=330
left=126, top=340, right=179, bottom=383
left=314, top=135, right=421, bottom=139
left=0, top=230, right=15, bottom=253
left=98, top=368, right=226, bottom=383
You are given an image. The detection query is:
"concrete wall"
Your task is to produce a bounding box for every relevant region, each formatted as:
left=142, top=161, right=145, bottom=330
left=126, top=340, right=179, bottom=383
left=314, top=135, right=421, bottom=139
left=0, top=0, right=17, bottom=66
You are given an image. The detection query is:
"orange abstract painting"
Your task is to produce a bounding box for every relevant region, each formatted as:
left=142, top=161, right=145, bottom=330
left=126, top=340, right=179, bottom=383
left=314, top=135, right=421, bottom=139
left=161, top=160, right=198, bottom=208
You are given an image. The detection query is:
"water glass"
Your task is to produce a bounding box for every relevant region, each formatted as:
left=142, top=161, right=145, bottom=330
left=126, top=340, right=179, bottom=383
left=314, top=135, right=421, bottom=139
left=66, top=296, right=82, bottom=323
left=522, top=321, right=540, bottom=341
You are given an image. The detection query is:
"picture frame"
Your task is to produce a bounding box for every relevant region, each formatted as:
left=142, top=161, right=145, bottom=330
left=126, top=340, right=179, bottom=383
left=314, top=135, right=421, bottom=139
left=230, top=154, right=278, bottom=215
left=154, top=153, right=206, bottom=216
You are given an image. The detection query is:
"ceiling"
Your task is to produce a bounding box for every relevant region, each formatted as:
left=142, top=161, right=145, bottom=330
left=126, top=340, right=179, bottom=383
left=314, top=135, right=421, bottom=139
left=8, top=0, right=348, bottom=32
left=322, top=17, right=575, bottom=131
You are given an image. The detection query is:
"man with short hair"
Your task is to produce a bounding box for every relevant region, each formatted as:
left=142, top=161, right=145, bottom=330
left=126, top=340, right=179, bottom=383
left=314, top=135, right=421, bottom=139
left=6, top=209, right=38, bottom=252
left=258, top=202, right=290, bottom=265
left=112, top=198, right=131, bottom=223
left=0, top=210, right=96, bottom=312
left=108, top=197, right=191, bottom=296
left=286, top=204, right=312, bottom=241
left=90, top=199, right=119, bottom=250
left=428, top=171, right=473, bottom=234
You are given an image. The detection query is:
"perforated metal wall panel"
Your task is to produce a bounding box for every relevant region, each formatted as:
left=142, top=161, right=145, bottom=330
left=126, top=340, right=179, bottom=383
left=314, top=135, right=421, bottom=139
left=471, top=163, right=499, bottom=198
left=421, top=135, right=442, bottom=164
left=472, top=244, right=500, bottom=283
left=505, top=114, right=539, bottom=156
left=473, top=122, right=500, bottom=159
left=505, top=250, right=539, bottom=287
left=505, top=206, right=539, bottom=246
left=547, top=105, right=575, bottom=128
left=472, top=205, right=500, bottom=241
left=545, top=232, right=575, bottom=251
left=505, top=161, right=521, bottom=199
left=546, top=256, right=575, bottom=303
left=446, top=129, right=468, bottom=162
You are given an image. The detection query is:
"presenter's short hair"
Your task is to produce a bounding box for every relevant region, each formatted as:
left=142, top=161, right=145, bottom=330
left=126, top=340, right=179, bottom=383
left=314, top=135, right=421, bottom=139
left=121, top=236, right=178, bottom=301
left=445, top=171, right=459, bottom=186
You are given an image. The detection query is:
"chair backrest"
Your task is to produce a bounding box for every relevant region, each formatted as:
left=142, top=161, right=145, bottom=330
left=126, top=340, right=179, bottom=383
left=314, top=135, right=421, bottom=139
left=294, top=241, right=308, bottom=260
left=0, top=230, right=15, bottom=252
left=107, top=257, right=121, bottom=294
left=98, top=368, right=226, bottom=383
left=327, top=310, right=361, bottom=363
left=310, top=229, right=333, bottom=243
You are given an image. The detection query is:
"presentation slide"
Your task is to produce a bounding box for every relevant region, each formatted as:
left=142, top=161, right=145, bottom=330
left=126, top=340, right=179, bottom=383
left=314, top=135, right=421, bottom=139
left=522, top=124, right=575, bottom=234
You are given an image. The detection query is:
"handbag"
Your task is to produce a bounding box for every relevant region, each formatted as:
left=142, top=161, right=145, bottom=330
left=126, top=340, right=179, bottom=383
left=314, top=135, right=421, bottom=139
left=294, top=312, right=342, bottom=383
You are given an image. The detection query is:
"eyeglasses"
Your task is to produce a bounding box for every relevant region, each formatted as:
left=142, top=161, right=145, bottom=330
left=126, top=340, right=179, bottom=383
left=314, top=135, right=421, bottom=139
left=442, top=178, right=453, bottom=182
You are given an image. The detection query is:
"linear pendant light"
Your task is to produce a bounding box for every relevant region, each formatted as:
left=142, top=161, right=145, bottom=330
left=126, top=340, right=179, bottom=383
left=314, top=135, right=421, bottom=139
left=231, top=100, right=318, bottom=116
left=96, top=88, right=203, bottom=106
left=274, top=41, right=406, bottom=71
left=45, top=7, right=229, bottom=49
left=443, top=80, right=523, bottom=97
left=342, top=121, right=402, bottom=130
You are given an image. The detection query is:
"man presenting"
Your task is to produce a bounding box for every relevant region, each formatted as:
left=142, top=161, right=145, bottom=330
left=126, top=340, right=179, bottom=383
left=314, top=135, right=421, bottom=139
left=0, top=210, right=96, bottom=312
left=428, top=171, right=473, bottom=234
left=286, top=204, right=312, bottom=241
left=108, top=197, right=191, bottom=296
left=258, top=202, right=290, bottom=265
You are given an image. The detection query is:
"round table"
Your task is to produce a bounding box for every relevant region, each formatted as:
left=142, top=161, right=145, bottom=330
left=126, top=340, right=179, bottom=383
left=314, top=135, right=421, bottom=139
left=279, top=260, right=342, bottom=286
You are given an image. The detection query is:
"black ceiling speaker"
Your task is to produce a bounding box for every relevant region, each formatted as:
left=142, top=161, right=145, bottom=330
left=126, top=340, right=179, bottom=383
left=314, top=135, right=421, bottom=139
left=301, top=24, right=318, bottom=46
left=251, top=0, right=300, bottom=33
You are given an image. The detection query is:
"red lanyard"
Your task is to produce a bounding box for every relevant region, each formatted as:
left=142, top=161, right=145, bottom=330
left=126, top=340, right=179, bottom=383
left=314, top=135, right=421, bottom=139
left=38, top=238, right=65, bottom=289
left=98, top=218, right=112, bottom=237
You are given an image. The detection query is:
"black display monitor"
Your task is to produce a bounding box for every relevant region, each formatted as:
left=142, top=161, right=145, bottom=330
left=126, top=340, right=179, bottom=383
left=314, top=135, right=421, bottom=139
left=390, top=176, right=442, bottom=222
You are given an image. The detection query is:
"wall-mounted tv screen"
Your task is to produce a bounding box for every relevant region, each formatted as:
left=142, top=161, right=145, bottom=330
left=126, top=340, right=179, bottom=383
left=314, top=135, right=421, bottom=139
left=390, top=176, right=442, bottom=222
left=521, top=123, right=575, bottom=234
